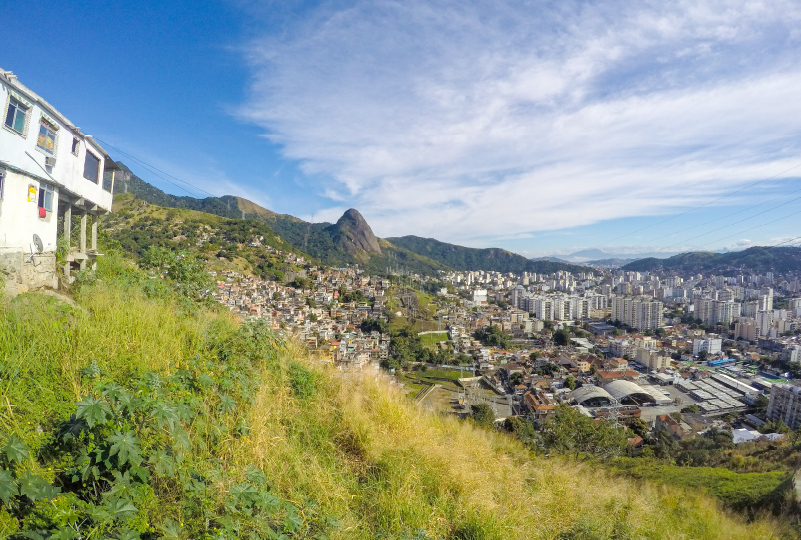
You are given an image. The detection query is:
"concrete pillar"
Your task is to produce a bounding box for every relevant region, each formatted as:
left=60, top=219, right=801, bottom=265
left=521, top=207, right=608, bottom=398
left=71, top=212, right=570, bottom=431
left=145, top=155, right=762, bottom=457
left=63, top=205, right=72, bottom=278
left=91, top=216, right=97, bottom=251
left=80, top=211, right=87, bottom=271
left=91, top=215, right=98, bottom=271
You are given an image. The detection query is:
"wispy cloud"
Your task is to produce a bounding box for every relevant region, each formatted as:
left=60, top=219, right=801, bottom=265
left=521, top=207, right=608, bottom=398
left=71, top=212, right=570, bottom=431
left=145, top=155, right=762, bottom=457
left=238, top=0, right=801, bottom=246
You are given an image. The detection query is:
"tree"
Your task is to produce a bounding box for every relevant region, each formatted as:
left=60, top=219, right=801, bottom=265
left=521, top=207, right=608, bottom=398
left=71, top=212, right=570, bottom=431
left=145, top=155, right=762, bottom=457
left=536, top=362, right=559, bottom=376
left=290, top=276, right=311, bottom=289
left=503, top=416, right=535, bottom=442
left=455, top=353, right=473, bottom=366
left=754, top=394, right=769, bottom=412
left=539, top=405, right=629, bottom=459
left=510, top=372, right=523, bottom=386
left=627, top=418, right=650, bottom=439
left=697, top=350, right=708, bottom=362
left=564, top=375, right=576, bottom=390
left=474, top=325, right=511, bottom=349
left=681, top=404, right=700, bottom=414
left=553, top=329, right=570, bottom=346
left=650, top=428, right=679, bottom=459
left=471, top=404, right=495, bottom=426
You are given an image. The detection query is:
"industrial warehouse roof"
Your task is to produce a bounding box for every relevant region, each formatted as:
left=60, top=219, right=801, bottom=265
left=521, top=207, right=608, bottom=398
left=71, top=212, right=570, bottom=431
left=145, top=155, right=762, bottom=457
left=604, top=380, right=656, bottom=404
left=570, top=385, right=613, bottom=406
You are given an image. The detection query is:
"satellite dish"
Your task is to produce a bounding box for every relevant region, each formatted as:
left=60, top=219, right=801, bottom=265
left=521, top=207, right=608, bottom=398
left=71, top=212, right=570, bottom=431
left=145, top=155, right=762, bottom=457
left=32, top=234, right=43, bottom=253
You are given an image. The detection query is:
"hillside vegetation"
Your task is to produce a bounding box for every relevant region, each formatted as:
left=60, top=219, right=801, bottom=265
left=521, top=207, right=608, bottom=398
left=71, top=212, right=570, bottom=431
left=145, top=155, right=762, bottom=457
left=0, top=255, right=792, bottom=538
left=622, top=246, right=801, bottom=274
left=106, top=193, right=312, bottom=281
left=112, top=166, right=588, bottom=276
left=387, top=235, right=590, bottom=275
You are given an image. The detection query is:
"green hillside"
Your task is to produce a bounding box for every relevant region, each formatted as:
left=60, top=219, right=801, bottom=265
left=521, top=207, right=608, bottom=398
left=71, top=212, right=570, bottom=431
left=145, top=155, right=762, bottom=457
left=114, top=162, right=245, bottom=220
left=622, top=246, right=801, bottom=274
left=112, top=166, right=589, bottom=276
left=0, top=252, right=789, bottom=538
left=105, top=193, right=312, bottom=281
left=387, top=235, right=591, bottom=274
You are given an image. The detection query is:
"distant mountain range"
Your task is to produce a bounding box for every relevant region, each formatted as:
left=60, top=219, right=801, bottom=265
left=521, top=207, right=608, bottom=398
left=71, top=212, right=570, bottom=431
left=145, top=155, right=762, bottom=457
left=112, top=163, right=590, bottom=276
left=112, top=165, right=801, bottom=277
left=386, top=236, right=590, bottom=275
left=549, top=248, right=681, bottom=263
left=622, top=247, right=801, bottom=274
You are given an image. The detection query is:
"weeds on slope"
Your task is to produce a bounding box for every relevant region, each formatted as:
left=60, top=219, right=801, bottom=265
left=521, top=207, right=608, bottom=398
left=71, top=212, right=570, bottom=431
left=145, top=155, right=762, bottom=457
left=0, top=251, right=792, bottom=539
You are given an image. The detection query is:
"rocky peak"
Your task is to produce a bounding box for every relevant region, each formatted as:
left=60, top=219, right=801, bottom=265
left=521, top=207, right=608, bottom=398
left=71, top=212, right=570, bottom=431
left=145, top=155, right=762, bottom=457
left=330, top=208, right=381, bottom=255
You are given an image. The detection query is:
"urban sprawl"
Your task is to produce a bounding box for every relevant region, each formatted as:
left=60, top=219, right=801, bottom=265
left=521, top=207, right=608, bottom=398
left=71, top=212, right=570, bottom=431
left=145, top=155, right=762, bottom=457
left=213, top=250, right=801, bottom=446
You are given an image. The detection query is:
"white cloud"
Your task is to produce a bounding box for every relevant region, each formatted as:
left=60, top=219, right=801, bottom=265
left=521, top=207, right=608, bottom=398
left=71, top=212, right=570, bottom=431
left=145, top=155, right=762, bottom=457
left=238, top=0, right=801, bottom=246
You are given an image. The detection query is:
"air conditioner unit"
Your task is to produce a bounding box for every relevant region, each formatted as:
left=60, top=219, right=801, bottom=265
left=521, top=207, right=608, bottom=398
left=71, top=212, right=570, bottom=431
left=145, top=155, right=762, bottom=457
left=45, top=156, right=56, bottom=167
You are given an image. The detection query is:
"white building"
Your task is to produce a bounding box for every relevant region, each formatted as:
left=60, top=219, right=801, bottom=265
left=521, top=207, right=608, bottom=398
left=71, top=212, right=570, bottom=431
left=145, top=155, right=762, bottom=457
left=0, top=68, right=117, bottom=295
left=693, top=336, right=722, bottom=357
left=756, top=310, right=773, bottom=337
left=610, top=296, right=663, bottom=331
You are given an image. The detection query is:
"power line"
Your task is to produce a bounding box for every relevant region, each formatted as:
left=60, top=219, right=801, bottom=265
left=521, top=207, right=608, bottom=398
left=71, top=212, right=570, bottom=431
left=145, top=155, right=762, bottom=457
left=661, top=192, right=801, bottom=250
left=596, top=162, right=801, bottom=248
left=94, top=137, right=219, bottom=199
left=694, top=208, right=801, bottom=249
left=644, top=182, right=801, bottom=247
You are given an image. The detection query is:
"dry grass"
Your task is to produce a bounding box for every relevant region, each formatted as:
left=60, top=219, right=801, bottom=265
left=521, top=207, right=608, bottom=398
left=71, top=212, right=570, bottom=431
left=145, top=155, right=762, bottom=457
left=0, top=261, right=792, bottom=539
left=234, top=342, right=788, bottom=540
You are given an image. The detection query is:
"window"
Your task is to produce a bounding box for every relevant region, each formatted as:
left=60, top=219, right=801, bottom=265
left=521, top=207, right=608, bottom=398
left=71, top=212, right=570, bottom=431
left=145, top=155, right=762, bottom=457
left=83, top=151, right=100, bottom=183
left=4, top=97, right=28, bottom=134
left=36, top=120, right=57, bottom=155
left=0, top=172, right=5, bottom=199
left=71, top=137, right=80, bottom=156
left=37, top=183, right=54, bottom=212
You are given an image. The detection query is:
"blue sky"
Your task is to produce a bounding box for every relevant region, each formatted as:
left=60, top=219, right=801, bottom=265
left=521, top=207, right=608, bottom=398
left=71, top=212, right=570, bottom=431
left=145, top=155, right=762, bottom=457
left=3, top=0, right=801, bottom=258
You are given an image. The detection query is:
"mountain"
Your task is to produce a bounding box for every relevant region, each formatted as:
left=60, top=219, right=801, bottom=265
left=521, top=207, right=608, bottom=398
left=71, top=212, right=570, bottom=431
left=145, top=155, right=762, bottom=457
left=621, top=246, right=801, bottom=274
left=386, top=235, right=590, bottom=274
left=329, top=209, right=382, bottom=255
left=112, top=163, right=589, bottom=275
left=586, top=258, right=639, bottom=268
left=114, top=162, right=244, bottom=219
left=555, top=248, right=680, bottom=263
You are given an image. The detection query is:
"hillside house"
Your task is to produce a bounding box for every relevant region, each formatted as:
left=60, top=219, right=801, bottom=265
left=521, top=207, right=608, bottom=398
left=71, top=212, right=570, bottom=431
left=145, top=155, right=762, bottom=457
left=0, top=68, right=117, bottom=295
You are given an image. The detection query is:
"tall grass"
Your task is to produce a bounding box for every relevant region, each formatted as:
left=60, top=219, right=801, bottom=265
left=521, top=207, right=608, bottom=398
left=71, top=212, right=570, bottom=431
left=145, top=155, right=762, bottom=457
left=237, top=342, right=790, bottom=539
left=0, top=253, right=793, bottom=538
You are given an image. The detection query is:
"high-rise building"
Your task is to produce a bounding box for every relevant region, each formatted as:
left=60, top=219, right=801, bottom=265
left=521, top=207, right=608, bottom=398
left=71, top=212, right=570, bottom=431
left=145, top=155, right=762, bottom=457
left=756, top=310, right=773, bottom=337
left=611, top=296, right=663, bottom=331
left=734, top=317, right=757, bottom=341
left=767, top=383, right=801, bottom=430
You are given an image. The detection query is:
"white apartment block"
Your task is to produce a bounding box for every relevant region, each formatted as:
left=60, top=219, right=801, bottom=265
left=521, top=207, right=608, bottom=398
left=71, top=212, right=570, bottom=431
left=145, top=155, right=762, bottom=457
left=610, top=296, right=663, bottom=331
left=756, top=310, right=773, bottom=337
left=692, top=336, right=722, bottom=356
left=0, top=68, right=117, bottom=295
left=520, top=293, right=590, bottom=321
left=692, top=298, right=741, bottom=326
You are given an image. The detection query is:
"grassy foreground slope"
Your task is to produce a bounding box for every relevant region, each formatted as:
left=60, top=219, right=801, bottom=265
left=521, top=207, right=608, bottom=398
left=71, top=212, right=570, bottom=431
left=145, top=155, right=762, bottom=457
left=0, top=257, right=790, bottom=539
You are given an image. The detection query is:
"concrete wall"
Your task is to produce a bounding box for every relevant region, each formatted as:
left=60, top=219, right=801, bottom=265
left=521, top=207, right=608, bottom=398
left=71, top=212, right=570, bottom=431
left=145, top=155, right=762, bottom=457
left=0, top=251, right=57, bottom=297
left=0, top=169, right=59, bottom=252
